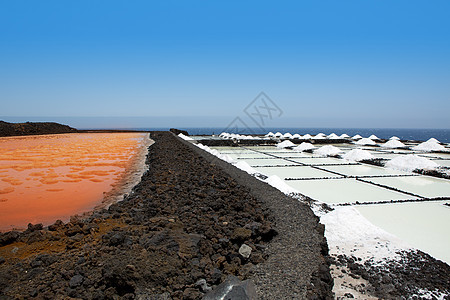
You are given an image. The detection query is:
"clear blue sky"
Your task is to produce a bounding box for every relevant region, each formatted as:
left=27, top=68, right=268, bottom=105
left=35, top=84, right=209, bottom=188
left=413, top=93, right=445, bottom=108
left=1, top=0, right=449, bottom=129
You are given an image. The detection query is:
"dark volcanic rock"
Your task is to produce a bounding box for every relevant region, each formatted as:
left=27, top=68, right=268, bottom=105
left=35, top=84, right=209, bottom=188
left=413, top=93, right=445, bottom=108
left=0, top=231, right=19, bottom=246
left=69, top=274, right=84, bottom=288
left=0, top=131, right=277, bottom=299
left=169, top=128, right=189, bottom=136
left=331, top=251, right=450, bottom=299
left=0, top=120, right=77, bottom=137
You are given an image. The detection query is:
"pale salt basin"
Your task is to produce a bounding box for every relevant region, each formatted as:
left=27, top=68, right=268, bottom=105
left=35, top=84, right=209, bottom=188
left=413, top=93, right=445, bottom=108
left=357, top=201, right=450, bottom=264
left=0, top=133, right=151, bottom=231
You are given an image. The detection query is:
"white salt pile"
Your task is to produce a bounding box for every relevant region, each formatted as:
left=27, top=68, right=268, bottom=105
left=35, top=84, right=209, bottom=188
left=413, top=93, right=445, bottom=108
left=412, top=141, right=445, bottom=152
left=235, top=161, right=258, bottom=174
left=314, top=133, right=326, bottom=139
left=385, top=155, right=439, bottom=172
left=339, top=133, right=350, bottom=138
left=219, top=132, right=232, bottom=139
left=195, top=144, right=235, bottom=163
left=355, top=138, right=376, bottom=146
left=389, top=136, right=400, bottom=140
left=343, top=149, right=374, bottom=162
left=427, top=138, right=440, bottom=143
left=265, top=132, right=275, bottom=137
left=220, top=133, right=257, bottom=140
left=303, top=134, right=313, bottom=139
left=368, top=134, right=379, bottom=140
left=293, top=142, right=315, bottom=152
left=315, top=145, right=341, bottom=157
left=381, top=139, right=406, bottom=149
left=274, top=132, right=283, bottom=138
left=265, top=175, right=299, bottom=194
left=328, top=133, right=340, bottom=139
left=292, top=133, right=302, bottom=139
left=352, top=134, right=362, bottom=140
left=276, top=140, right=296, bottom=149
left=282, top=132, right=293, bottom=139
left=178, top=133, right=194, bottom=141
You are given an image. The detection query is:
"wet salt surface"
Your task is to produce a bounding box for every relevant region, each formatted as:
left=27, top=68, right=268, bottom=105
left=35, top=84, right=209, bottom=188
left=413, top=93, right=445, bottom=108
left=0, top=133, right=149, bottom=231
left=286, top=178, right=414, bottom=203
left=290, top=157, right=352, bottom=165
left=257, top=165, right=343, bottom=179
left=320, top=164, right=410, bottom=177
left=245, top=158, right=299, bottom=167
left=225, top=153, right=272, bottom=160
left=261, top=152, right=312, bottom=158
left=434, top=160, right=450, bottom=167
left=357, top=201, right=450, bottom=264
left=367, top=176, right=450, bottom=198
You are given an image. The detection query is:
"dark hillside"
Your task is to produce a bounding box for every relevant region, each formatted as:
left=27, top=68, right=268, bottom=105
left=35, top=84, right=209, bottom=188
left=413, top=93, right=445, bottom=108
left=0, top=121, right=77, bottom=137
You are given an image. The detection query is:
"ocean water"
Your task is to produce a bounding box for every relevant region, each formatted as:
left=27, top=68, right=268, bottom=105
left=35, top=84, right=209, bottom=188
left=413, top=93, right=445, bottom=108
left=140, top=127, right=450, bottom=143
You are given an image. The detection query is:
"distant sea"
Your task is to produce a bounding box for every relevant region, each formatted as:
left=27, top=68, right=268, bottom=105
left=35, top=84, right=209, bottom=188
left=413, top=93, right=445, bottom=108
left=129, top=128, right=450, bottom=143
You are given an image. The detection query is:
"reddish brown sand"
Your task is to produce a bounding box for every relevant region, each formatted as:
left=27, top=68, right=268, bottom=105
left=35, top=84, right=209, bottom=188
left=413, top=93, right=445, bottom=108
left=0, top=132, right=149, bottom=231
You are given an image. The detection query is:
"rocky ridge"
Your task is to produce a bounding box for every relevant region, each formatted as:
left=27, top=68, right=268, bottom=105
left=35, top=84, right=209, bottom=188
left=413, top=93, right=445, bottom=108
left=0, top=121, right=77, bottom=137
left=0, top=131, right=330, bottom=299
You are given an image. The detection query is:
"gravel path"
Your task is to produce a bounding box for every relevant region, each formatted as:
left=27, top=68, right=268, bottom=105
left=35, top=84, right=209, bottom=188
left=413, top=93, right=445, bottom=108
left=179, top=135, right=333, bottom=299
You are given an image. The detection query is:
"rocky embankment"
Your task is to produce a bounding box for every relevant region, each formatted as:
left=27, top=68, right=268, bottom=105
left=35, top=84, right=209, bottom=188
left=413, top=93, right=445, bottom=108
left=331, top=250, right=450, bottom=299
left=0, top=131, right=332, bottom=299
left=0, top=121, right=77, bottom=137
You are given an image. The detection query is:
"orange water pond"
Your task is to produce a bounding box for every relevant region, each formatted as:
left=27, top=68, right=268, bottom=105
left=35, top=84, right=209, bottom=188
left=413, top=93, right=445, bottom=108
left=0, top=132, right=149, bottom=231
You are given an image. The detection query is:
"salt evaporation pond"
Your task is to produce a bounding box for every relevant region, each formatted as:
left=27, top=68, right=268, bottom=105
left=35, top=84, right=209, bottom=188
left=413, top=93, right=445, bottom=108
left=0, top=133, right=149, bottom=231
left=263, top=152, right=312, bottom=158
left=285, top=178, right=414, bottom=203
left=257, top=166, right=343, bottom=179
left=245, top=158, right=299, bottom=167
left=435, top=160, right=450, bottom=167
left=226, top=152, right=273, bottom=160
left=208, top=143, right=450, bottom=263
left=290, top=157, right=352, bottom=165
left=357, top=201, right=450, bottom=264
left=367, top=176, right=450, bottom=198
left=320, top=164, right=410, bottom=177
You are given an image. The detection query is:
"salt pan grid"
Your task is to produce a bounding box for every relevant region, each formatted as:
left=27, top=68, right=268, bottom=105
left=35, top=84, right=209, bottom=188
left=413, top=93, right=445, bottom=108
left=211, top=144, right=450, bottom=204
left=207, top=142, right=450, bottom=264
